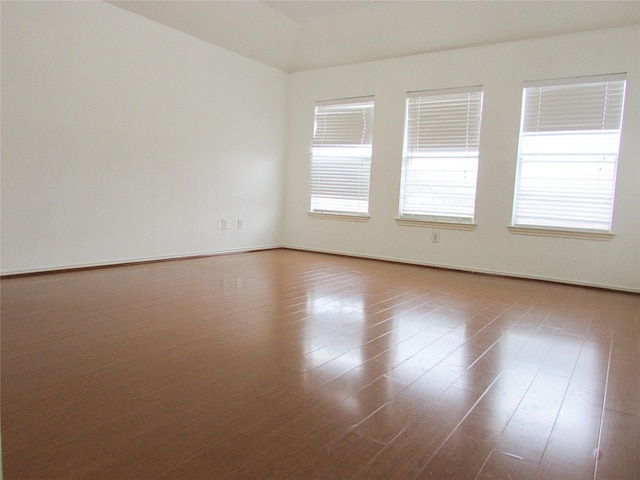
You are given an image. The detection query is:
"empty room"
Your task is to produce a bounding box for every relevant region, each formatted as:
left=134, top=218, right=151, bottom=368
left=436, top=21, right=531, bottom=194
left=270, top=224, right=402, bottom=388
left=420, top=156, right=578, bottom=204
left=1, top=1, right=639, bottom=479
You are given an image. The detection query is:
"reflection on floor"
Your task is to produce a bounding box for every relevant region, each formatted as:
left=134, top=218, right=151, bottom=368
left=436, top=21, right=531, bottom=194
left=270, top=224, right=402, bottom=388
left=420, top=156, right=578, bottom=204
left=2, top=249, right=639, bottom=479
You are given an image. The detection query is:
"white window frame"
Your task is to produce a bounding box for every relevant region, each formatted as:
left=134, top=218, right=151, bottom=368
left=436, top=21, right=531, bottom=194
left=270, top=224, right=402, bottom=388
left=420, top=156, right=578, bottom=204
left=510, top=74, right=626, bottom=239
left=397, top=86, right=484, bottom=229
left=309, top=96, right=374, bottom=219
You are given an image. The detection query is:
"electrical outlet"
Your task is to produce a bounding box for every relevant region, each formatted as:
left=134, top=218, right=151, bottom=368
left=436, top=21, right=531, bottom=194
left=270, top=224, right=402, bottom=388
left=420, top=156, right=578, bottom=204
left=237, top=218, right=244, bottom=230
left=432, top=232, right=440, bottom=243
left=221, top=219, right=227, bottom=230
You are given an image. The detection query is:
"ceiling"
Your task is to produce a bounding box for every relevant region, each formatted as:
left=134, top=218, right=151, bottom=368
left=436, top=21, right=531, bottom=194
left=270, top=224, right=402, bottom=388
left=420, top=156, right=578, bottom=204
left=107, top=0, right=640, bottom=72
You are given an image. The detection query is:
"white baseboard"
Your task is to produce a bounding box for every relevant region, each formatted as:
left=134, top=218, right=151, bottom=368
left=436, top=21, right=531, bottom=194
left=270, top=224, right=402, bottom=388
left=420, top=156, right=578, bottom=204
left=0, top=244, right=281, bottom=276
left=3, top=243, right=638, bottom=294
left=281, top=244, right=640, bottom=294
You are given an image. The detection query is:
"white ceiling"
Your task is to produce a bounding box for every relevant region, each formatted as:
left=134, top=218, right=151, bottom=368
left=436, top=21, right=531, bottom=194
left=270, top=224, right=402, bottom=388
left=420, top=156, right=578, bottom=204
left=107, top=0, right=640, bottom=72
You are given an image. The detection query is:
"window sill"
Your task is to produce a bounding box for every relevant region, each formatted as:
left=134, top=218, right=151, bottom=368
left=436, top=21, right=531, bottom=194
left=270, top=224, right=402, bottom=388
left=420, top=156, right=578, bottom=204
left=508, top=226, right=614, bottom=241
left=396, top=218, right=477, bottom=231
left=308, top=212, right=370, bottom=222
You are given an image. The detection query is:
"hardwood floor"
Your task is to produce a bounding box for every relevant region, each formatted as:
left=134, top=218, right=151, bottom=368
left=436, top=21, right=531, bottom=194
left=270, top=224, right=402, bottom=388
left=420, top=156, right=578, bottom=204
left=2, top=249, right=639, bottom=479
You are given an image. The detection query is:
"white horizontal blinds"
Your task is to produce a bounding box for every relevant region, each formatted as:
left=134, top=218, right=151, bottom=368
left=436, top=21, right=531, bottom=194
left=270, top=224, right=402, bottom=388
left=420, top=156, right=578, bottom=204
left=310, top=97, right=374, bottom=215
left=513, top=75, right=626, bottom=231
left=400, top=87, right=483, bottom=223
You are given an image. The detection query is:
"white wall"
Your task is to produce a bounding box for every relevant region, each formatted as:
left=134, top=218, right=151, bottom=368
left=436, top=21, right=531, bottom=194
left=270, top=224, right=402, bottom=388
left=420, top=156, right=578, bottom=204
left=2, top=2, right=638, bottom=291
left=1, top=1, right=287, bottom=274
left=283, top=27, right=640, bottom=292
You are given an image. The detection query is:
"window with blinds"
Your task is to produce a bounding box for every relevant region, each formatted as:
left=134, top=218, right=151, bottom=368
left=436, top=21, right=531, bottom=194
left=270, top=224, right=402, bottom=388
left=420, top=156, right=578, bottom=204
left=512, top=74, right=626, bottom=233
left=399, top=87, right=484, bottom=224
left=310, top=97, right=374, bottom=216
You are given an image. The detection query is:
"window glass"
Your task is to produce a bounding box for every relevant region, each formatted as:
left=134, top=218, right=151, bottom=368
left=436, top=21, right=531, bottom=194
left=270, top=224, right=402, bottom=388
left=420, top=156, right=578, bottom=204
left=399, top=87, right=484, bottom=224
left=512, top=75, right=626, bottom=232
left=310, top=97, right=374, bottom=216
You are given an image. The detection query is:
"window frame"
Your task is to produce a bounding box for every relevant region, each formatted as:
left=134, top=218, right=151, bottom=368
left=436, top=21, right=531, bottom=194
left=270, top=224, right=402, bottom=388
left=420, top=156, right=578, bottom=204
left=510, top=74, right=627, bottom=239
left=308, top=96, right=375, bottom=220
left=397, top=85, right=484, bottom=229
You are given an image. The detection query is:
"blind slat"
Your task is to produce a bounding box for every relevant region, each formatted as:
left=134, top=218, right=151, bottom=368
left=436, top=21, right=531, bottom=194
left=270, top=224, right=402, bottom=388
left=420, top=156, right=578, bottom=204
left=522, top=80, right=625, bottom=132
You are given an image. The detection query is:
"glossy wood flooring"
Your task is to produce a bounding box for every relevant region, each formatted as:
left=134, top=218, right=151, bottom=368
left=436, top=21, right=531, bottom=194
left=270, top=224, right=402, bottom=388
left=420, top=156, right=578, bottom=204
left=2, top=249, right=639, bottom=479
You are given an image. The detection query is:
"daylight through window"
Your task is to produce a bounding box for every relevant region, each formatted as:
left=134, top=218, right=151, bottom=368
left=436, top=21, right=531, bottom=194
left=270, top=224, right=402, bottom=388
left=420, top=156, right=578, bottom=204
left=310, top=97, right=374, bottom=216
left=399, top=87, right=484, bottom=224
left=512, top=74, right=626, bottom=233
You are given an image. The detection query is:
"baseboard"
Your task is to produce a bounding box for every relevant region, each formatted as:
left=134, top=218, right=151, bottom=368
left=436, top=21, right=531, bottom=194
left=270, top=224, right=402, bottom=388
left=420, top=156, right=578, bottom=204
left=3, top=244, right=638, bottom=294
left=0, top=245, right=281, bottom=278
left=280, top=244, right=640, bottom=294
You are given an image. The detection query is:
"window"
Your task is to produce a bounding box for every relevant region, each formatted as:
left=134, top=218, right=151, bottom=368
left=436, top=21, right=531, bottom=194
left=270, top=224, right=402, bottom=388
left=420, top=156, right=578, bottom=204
left=398, top=87, right=484, bottom=225
left=512, top=74, right=626, bottom=234
left=310, top=96, right=374, bottom=217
